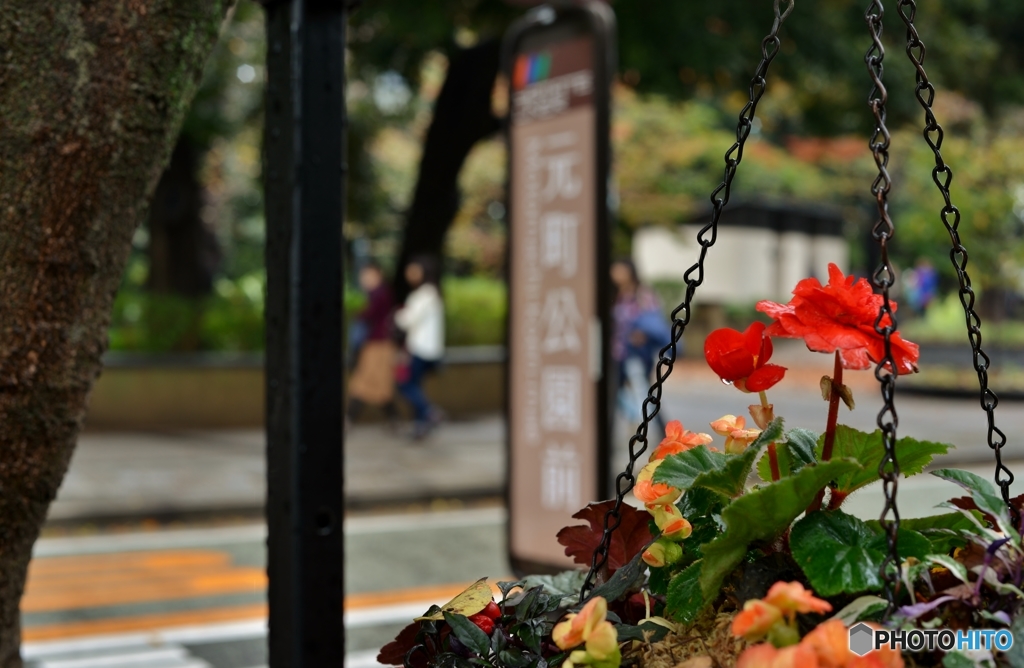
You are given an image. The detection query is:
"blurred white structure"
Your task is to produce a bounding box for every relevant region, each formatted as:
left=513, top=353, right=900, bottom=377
left=633, top=201, right=848, bottom=302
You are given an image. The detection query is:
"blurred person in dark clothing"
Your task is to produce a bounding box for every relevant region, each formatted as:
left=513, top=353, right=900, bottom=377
left=347, top=261, right=399, bottom=424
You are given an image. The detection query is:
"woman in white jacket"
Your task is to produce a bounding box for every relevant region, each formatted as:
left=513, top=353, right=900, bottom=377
left=394, top=255, right=445, bottom=439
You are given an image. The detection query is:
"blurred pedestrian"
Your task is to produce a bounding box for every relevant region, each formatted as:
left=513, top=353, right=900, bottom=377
left=347, top=261, right=399, bottom=425
left=611, top=258, right=670, bottom=434
left=395, top=255, right=446, bottom=440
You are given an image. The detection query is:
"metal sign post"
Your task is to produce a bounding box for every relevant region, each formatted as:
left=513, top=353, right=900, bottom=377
left=504, top=2, right=616, bottom=574
left=263, top=0, right=346, bottom=664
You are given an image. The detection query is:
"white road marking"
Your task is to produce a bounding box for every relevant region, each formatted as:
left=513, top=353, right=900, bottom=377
left=33, top=507, right=505, bottom=557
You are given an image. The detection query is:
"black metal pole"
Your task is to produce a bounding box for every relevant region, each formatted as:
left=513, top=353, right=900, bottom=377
left=264, top=0, right=346, bottom=665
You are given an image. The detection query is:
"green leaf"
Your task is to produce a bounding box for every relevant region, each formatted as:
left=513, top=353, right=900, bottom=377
left=691, top=442, right=764, bottom=498
left=867, top=512, right=978, bottom=554
left=817, top=426, right=951, bottom=495
left=831, top=596, right=888, bottom=625
left=585, top=550, right=647, bottom=607
left=657, top=419, right=781, bottom=498
left=791, top=510, right=931, bottom=596
left=751, top=417, right=786, bottom=451
left=931, top=468, right=1015, bottom=536
left=697, top=458, right=861, bottom=602
left=444, top=612, right=492, bottom=656
left=786, top=429, right=819, bottom=468
left=942, top=651, right=980, bottom=668
left=665, top=560, right=704, bottom=624
left=1002, top=614, right=1024, bottom=668
left=616, top=622, right=671, bottom=643
left=521, top=571, right=586, bottom=607
left=653, top=446, right=728, bottom=491
left=498, top=647, right=531, bottom=668
left=756, top=428, right=819, bottom=481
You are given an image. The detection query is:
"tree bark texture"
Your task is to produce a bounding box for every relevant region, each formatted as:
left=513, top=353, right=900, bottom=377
left=394, top=39, right=501, bottom=300
left=147, top=136, right=222, bottom=297
left=0, top=3, right=233, bottom=665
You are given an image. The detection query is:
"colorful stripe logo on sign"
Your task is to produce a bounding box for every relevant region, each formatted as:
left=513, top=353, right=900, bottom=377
left=513, top=52, right=552, bottom=89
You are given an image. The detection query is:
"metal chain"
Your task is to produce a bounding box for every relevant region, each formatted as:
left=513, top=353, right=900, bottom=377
left=895, top=1, right=1015, bottom=518
left=580, top=0, right=796, bottom=601
left=864, top=0, right=902, bottom=614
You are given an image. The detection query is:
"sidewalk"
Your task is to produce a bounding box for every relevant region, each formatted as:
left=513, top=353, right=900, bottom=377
left=52, top=418, right=505, bottom=522
left=52, top=356, right=1024, bottom=523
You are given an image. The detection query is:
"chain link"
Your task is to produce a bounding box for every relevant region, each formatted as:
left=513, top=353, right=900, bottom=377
left=864, top=0, right=903, bottom=614
left=895, top=0, right=1015, bottom=519
left=580, top=0, right=796, bottom=601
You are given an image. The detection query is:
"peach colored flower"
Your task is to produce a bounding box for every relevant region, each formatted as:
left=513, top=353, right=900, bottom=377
left=651, top=504, right=692, bottom=540
left=633, top=460, right=681, bottom=507
left=584, top=619, right=619, bottom=660
left=737, top=643, right=819, bottom=668
left=801, top=619, right=849, bottom=668
left=763, top=582, right=832, bottom=620
left=553, top=597, right=609, bottom=650
left=650, top=420, right=713, bottom=461
left=710, top=415, right=762, bottom=454
left=641, top=540, right=682, bottom=568
left=800, top=620, right=904, bottom=668
left=553, top=597, right=621, bottom=668
left=731, top=599, right=783, bottom=641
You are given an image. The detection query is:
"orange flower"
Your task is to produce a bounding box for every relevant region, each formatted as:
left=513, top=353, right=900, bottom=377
left=801, top=619, right=849, bottom=668
left=710, top=415, right=762, bottom=454
left=800, top=620, right=904, bottom=668
left=633, top=460, right=681, bottom=507
left=651, top=504, right=692, bottom=540
left=553, top=596, right=621, bottom=668
left=731, top=599, right=783, bottom=641
left=651, top=420, right=713, bottom=460
left=737, top=642, right=820, bottom=668
left=757, top=263, right=919, bottom=374
left=763, top=582, right=832, bottom=620
left=641, top=540, right=682, bottom=568
left=552, top=596, right=609, bottom=650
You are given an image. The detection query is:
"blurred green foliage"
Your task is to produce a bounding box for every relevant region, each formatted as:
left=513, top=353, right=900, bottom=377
left=443, top=277, right=507, bottom=347
left=117, top=1, right=1024, bottom=353
left=108, top=268, right=508, bottom=351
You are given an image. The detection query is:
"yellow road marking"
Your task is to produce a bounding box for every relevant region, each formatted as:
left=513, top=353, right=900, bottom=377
left=23, top=603, right=269, bottom=642
left=23, top=546, right=513, bottom=641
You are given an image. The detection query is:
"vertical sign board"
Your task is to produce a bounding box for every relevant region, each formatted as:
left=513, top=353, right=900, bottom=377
left=505, top=3, right=616, bottom=573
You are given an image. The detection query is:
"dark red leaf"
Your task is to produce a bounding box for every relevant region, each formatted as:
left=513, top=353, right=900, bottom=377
left=556, top=500, right=654, bottom=578
left=377, top=621, right=425, bottom=667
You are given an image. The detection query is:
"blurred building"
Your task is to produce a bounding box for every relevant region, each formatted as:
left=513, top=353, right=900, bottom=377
left=632, top=200, right=847, bottom=302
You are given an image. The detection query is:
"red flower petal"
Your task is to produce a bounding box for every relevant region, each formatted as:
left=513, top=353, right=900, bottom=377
left=755, top=264, right=920, bottom=373
left=745, top=364, right=787, bottom=392
left=742, top=322, right=767, bottom=358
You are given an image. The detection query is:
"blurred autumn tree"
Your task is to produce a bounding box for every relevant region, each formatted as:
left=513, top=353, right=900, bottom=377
left=347, top=0, right=1024, bottom=299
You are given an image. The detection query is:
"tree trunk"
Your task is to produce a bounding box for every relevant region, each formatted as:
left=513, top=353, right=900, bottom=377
left=394, top=39, right=501, bottom=300
left=147, top=136, right=222, bottom=297
left=0, top=3, right=233, bottom=665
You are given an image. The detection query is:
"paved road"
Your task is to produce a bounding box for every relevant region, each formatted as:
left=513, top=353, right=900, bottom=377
left=22, top=507, right=510, bottom=668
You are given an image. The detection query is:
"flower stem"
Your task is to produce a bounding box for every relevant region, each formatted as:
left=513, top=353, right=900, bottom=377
left=809, top=351, right=843, bottom=512
left=821, top=351, right=843, bottom=462
left=760, top=391, right=781, bottom=481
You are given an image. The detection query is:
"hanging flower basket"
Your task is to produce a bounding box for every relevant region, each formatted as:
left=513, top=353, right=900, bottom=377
left=378, top=1, right=1023, bottom=667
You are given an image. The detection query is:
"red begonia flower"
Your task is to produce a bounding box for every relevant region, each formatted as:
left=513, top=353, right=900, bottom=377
left=756, top=263, right=920, bottom=374
left=704, top=322, right=787, bottom=392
